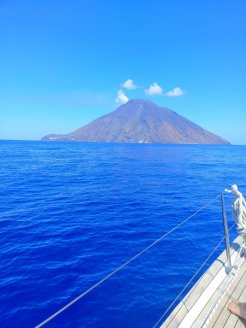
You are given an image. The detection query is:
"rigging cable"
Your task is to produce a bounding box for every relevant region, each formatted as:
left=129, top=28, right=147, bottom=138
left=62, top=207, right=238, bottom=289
left=35, top=194, right=220, bottom=328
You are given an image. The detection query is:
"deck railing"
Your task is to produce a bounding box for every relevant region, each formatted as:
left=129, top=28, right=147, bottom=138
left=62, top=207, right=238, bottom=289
left=35, top=185, right=245, bottom=328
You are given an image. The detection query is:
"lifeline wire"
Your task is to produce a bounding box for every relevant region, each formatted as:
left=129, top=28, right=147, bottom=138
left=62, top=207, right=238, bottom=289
left=35, top=194, right=220, bottom=328
left=153, top=223, right=236, bottom=328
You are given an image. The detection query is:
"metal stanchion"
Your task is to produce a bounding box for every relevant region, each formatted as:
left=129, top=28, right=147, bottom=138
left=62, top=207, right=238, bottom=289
left=221, top=192, right=232, bottom=272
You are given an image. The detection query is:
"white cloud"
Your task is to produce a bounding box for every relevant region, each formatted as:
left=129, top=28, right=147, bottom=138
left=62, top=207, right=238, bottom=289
left=145, top=83, right=163, bottom=95
left=121, top=78, right=137, bottom=89
left=115, top=89, right=129, bottom=104
left=166, top=87, right=185, bottom=97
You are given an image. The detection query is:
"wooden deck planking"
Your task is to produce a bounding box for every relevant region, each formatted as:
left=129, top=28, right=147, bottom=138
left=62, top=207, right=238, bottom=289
left=205, top=257, right=246, bottom=328
left=190, top=274, right=232, bottom=328
left=224, top=268, right=246, bottom=328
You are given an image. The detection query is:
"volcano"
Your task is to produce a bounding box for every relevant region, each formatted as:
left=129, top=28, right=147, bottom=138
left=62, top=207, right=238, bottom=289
left=42, top=99, right=229, bottom=144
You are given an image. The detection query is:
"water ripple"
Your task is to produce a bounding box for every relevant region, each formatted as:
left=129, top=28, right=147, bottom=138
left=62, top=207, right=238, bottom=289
left=0, top=141, right=244, bottom=327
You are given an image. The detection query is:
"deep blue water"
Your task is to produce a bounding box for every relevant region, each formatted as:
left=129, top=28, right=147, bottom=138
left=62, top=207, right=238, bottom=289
left=0, top=141, right=245, bottom=328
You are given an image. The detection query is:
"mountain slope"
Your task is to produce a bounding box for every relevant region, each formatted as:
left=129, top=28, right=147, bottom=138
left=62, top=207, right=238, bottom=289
left=42, top=99, right=229, bottom=144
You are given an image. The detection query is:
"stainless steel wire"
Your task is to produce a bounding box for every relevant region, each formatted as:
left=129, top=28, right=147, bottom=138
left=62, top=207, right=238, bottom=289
left=35, top=194, right=221, bottom=328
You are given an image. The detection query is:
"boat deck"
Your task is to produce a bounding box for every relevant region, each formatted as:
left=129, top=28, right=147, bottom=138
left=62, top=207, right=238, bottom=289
left=161, top=236, right=246, bottom=328
left=207, top=256, right=246, bottom=328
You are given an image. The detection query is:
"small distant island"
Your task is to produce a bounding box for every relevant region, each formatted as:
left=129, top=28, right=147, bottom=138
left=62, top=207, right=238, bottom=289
left=42, top=99, right=229, bottom=144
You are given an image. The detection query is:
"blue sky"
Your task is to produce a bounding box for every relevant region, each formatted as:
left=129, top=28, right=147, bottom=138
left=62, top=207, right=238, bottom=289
left=0, top=0, right=245, bottom=144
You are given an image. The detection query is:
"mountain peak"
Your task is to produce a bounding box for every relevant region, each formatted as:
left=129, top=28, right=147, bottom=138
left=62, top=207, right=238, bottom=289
left=42, top=99, right=230, bottom=144
left=120, top=98, right=160, bottom=109
left=126, top=98, right=156, bottom=106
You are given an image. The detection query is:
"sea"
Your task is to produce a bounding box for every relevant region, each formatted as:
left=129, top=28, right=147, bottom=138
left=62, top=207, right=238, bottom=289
left=0, top=140, right=245, bottom=328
